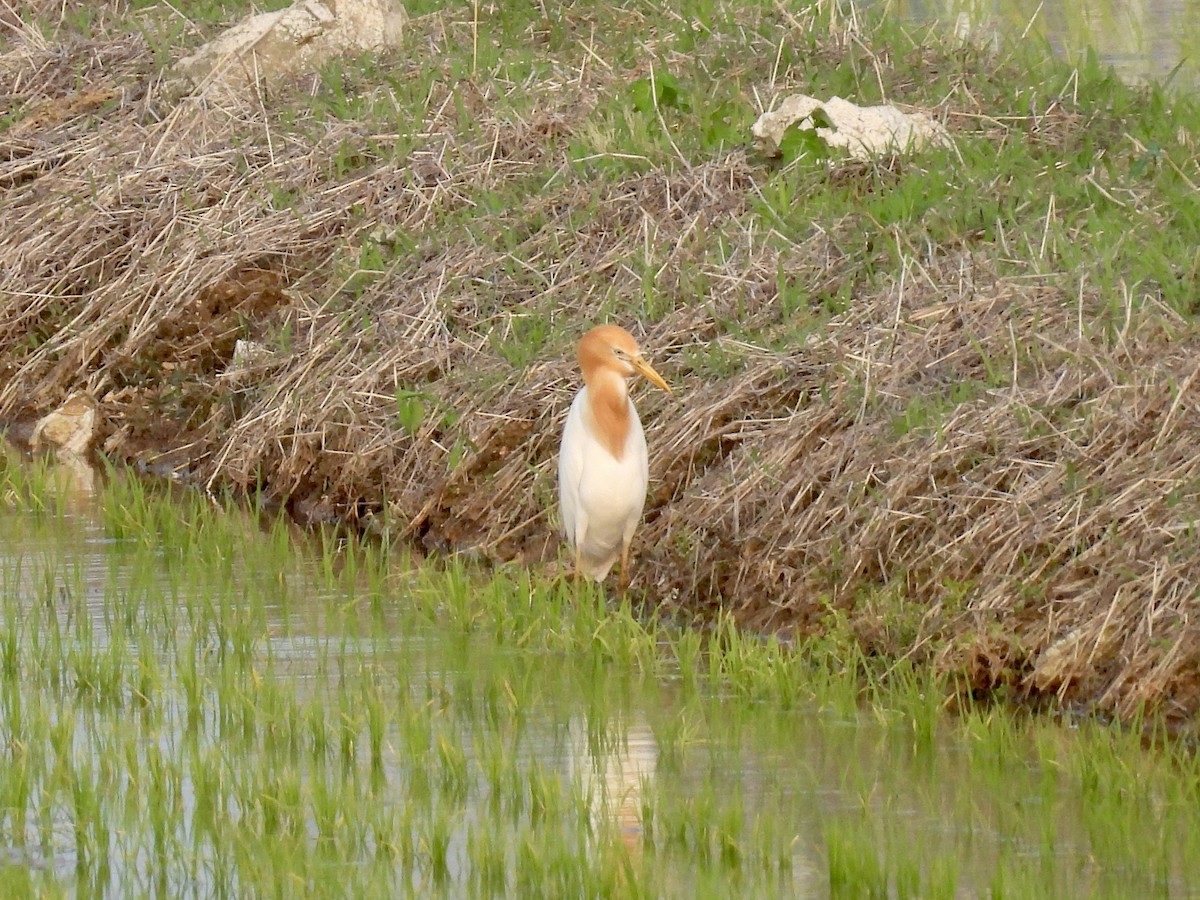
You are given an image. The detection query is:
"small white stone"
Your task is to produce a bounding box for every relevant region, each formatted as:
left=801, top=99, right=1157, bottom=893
left=169, top=0, right=407, bottom=97
left=752, top=94, right=951, bottom=160
left=31, top=392, right=98, bottom=457
left=223, top=340, right=276, bottom=378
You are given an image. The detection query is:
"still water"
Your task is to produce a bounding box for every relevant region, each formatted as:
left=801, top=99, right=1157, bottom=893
left=867, top=0, right=1200, bottom=91
left=0, top=463, right=1197, bottom=896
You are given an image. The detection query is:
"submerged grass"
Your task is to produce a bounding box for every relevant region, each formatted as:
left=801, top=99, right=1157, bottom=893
left=3, top=450, right=1200, bottom=895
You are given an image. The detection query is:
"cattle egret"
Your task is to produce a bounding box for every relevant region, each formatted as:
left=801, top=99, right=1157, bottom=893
left=558, top=325, right=670, bottom=588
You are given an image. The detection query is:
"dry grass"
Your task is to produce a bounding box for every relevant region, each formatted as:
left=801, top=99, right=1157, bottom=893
left=3, top=0, right=1200, bottom=724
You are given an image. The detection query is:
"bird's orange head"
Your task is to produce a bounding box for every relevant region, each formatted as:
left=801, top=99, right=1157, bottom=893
left=577, top=325, right=670, bottom=392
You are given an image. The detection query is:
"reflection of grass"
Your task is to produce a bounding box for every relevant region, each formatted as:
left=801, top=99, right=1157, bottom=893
left=3, top=467, right=1200, bottom=895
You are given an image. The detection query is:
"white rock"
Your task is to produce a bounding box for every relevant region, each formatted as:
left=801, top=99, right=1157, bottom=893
left=31, top=392, right=98, bottom=457
left=171, top=0, right=407, bottom=97
left=221, top=340, right=276, bottom=379
left=752, top=94, right=950, bottom=160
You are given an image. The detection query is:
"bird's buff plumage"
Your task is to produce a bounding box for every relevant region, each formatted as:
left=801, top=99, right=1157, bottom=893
left=557, top=325, right=670, bottom=587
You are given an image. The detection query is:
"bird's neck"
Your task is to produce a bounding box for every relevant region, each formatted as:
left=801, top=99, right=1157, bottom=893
left=585, top=370, right=631, bottom=461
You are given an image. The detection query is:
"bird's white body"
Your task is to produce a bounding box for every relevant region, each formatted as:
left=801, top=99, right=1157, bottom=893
left=558, top=382, right=649, bottom=581
left=556, top=324, right=669, bottom=587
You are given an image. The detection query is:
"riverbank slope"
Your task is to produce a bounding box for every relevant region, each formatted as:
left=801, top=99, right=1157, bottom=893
left=3, top=0, right=1199, bottom=724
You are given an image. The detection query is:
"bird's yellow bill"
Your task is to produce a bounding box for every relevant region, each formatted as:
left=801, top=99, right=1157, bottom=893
left=631, top=357, right=671, bottom=393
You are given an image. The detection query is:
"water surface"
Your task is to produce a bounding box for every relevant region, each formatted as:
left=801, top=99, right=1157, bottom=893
left=864, top=0, right=1200, bottom=90
left=0, top=465, right=1197, bottom=896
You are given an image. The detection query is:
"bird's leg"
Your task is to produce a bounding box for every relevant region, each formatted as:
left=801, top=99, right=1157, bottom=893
left=574, top=546, right=584, bottom=583
left=619, top=541, right=632, bottom=593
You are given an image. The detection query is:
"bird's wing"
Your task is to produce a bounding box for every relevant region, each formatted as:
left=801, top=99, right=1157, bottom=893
left=557, top=388, right=589, bottom=544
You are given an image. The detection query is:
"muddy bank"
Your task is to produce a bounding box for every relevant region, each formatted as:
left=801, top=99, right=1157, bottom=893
left=3, top=1, right=1200, bottom=725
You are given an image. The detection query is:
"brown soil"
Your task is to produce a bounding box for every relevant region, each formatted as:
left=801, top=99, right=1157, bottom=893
left=4, top=3, right=1200, bottom=728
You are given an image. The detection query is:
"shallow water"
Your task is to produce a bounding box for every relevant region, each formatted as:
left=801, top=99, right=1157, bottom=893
left=863, top=0, right=1200, bottom=91
left=1, top=468, right=1199, bottom=896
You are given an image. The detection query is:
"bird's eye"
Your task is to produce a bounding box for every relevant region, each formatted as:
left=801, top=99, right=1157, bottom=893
left=613, top=348, right=628, bottom=360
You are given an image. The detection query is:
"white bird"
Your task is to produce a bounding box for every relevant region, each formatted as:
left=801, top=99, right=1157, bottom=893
left=558, top=325, right=670, bottom=588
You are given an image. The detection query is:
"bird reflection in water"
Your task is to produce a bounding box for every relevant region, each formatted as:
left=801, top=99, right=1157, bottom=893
left=567, top=715, right=658, bottom=860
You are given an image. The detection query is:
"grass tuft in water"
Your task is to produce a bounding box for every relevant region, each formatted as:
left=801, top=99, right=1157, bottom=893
left=0, top=462, right=1199, bottom=895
